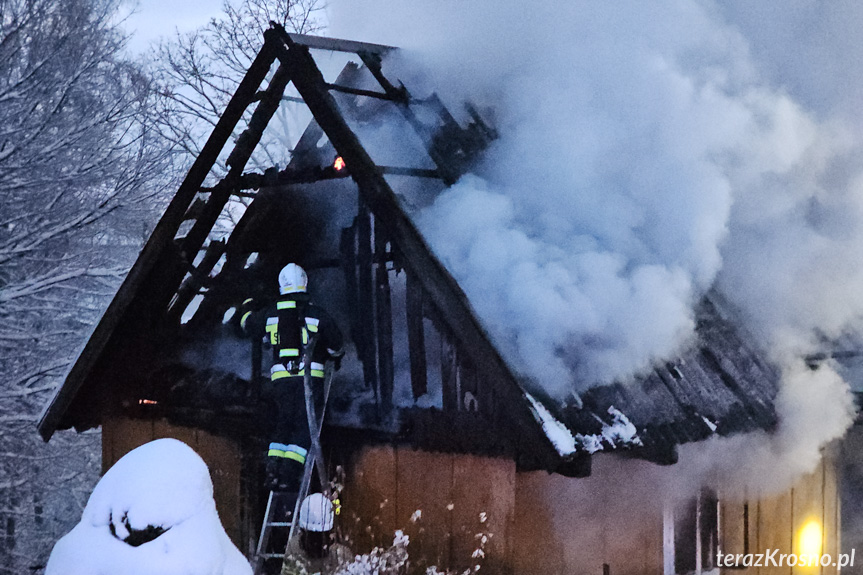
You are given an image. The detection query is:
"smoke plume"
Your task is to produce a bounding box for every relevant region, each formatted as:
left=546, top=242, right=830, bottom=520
left=329, top=1, right=863, bottom=485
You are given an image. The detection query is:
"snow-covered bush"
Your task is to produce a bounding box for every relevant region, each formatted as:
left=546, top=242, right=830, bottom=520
left=322, top=510, right=490, bottom=575
left=44, top=438, right=250, bottom=575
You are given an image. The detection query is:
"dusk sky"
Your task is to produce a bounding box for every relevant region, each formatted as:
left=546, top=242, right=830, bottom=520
left=120, top=0, right=225, bottom=53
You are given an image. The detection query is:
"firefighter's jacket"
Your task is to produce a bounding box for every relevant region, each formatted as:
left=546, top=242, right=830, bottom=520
left=241, top=293, right=344, bottom=380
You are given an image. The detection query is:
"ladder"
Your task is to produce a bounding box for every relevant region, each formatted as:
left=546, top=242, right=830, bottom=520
left=253, top=356, right=335, bottom=575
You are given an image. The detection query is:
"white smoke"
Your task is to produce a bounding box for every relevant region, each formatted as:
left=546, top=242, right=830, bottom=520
left=329, top=1, right=863, bottom=481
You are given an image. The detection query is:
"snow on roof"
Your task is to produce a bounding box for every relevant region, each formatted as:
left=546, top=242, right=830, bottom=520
left=525, top=392, right=578, bottom=456
left=45, top=438, right=250, bottom=575
left=526, top=393, right=642, bottom=456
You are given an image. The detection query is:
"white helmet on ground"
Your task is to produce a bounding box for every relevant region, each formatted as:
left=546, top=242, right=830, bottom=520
left=298, top=492, right=334, bottom=532
left=278, top=263, right=308, bottom=294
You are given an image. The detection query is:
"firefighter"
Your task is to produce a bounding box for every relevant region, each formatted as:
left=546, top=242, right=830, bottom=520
left=241, top=263, right=344, bottom=492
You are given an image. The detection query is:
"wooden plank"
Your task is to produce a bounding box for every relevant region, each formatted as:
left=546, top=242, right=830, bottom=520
left=166, top=239, right=226, bottom=325
left=440, top=328, right=458, bottom=412
left=720, top=500, right=749, bottom=558
left=151, top=419, right=198, bottom=447
left=758, top=490, right=793, bottom=575
left=188, top=61, right=362, bottom=327
left=101, top=416, right=115, bottom=474
left=340, top=224, right=363, bottom=382
left=357, top=203, right=378, bottom=393
left=511, top=471, right=564, bottom=575
left=141, top=419, right=243, bottom=548
left=792, top=461, right=826, bottom=575
left=326, top=82, right=394, bottom=101
left=395, top=447, right=454, bottom=570
left=379, top=166, right=441, bottom=179
left=341, top=445, right=398, bottom=553
left=287, top=32, right=395, bottom=56
left=406, top=271, right=428, bottom=399
left=374, top=217, right=394, bottom=413
left=177, top=62, right=293, bottom=266
left=272, top=33, right=560, bottom=469
left=823, top=451, right=839, bottom=575
left=106, top=417, right=155, bottom=469
left=194, top=430, right=243, bottom=549
left=459, top=355, right=480, bottom=413
left=450, top=455, right=515, bottom=572
left=38, top=38, right=277, bottom=440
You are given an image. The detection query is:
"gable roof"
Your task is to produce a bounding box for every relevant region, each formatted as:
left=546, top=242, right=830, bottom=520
left=39, top=26, right=780, bottom=476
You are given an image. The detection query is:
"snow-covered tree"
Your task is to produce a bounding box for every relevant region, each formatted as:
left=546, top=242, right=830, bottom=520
left=0, top=0, right=327, bottom=570
left=0, top=0, right=172, bottom=571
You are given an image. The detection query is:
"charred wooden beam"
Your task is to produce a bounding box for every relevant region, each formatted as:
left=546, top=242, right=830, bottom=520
left=182, top=197, right=209, bottom=221
left=340, top=224, right=363, bottom=385
left=39, top=38, right=278, bottom=440
left=379, top=166, right=441, bottom=179
left=440, top=326, right=458, bottom=412
left=374, top=217, right=394, bottom=414
left=288, top=62, right=362, bottom=170
left=357, top=203, right=378, bottom=393
left=406, top=271, right=428, bottom=399
left=357, top=51, right=409, bottom=104
left=236, top=164, right=350, bottom=190
left=270, top=26, right=560, bottom=468
left=166, top=239, right=226, bottom=325
left=187, top=64, right=367, bottom=330
left=177, top=62, right=293, bottom=265
left=326, top=83, right=396, bottom=101
left=459, top=354, right=480, bottom=413
left=287, top=33, right=395, bottom=56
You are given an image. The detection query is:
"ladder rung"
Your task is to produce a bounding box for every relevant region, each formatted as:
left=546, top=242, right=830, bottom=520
left=261, top=553, right=286, bottom=559
left=266, top=522, right=293, bottom=527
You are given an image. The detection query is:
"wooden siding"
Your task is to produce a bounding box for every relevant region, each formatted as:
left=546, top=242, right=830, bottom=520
left=101, top=417, right=245, bottom=550
left=716, top=455, right=839, bottom=575
left=339, top=445, right=515, bottom=573
left=343, top=448, right=839, bottom=575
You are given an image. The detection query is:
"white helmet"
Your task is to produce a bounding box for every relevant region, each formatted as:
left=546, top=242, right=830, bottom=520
left=278, top=263, right=308, bottom=294
left=298, top=493, right=334, bottom=532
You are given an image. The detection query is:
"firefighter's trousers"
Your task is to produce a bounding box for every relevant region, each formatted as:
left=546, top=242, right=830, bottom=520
left=264, top=374, right=322, bottom=492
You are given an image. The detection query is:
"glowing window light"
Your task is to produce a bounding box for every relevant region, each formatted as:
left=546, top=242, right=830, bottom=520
left=798, top=519, right=822, bottom=562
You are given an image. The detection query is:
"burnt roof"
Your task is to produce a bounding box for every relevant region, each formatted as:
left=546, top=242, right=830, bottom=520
left=38, top=26, right=781, bottom=476
left=543, top=296, right=779, bottom=464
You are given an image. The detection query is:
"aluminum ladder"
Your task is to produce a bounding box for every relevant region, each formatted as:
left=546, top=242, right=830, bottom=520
left=253, top=356, right=335, bottom=575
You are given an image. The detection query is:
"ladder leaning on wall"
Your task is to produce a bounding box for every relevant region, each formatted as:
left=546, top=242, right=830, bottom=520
left=253, top=350, right=335, bottom=575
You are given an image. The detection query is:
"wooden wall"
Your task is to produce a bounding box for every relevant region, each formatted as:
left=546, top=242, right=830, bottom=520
left=339, top=445, right=515, bottom=573
left=719, top=453, right=840, bottom=575
left=343, top=447, right=840, bottom=575
left=101, top=416, right=246, bottom=551
left=511, top=459, right=665, bottom=575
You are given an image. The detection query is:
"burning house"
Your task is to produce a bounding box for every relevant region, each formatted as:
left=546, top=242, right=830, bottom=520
left=38, top=26, right=848, bottom=574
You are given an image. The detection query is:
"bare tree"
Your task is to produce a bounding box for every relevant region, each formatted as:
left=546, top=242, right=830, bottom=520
left=0, top=0, right=173, bottom=571
left=151, top=0, right=326, bottom=177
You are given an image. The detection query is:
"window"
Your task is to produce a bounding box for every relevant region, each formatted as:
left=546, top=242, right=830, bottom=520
left=664, top=490, right=720, bottom=575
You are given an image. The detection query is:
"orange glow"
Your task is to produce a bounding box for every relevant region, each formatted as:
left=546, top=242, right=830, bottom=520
left=138, top=399, right=158, bottom=405
left=333, top=156, right=346, bottom=171
left=798, top=519, right=822, bottom=565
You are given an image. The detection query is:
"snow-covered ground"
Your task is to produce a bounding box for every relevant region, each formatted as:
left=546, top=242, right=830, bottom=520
left=45, top=438, right=251, bottom=575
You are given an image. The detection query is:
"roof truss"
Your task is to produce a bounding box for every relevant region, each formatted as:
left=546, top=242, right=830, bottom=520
left=39, top=25, right=560, bottom=471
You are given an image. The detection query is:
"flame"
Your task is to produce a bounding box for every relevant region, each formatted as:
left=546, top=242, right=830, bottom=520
left=138, top=399, right=158, bottom=406
left=333, top=156, right=346, bottom=171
